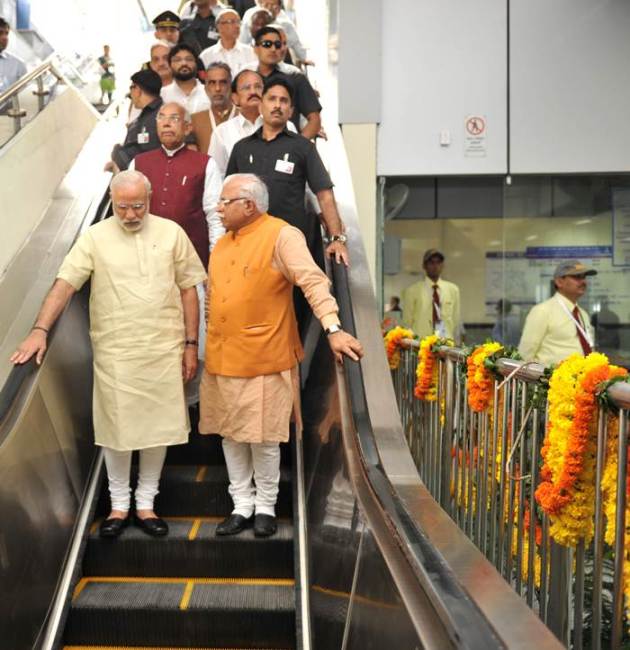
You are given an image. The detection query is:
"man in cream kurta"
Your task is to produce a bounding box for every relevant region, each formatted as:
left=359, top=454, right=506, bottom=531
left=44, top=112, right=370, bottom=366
left=199, top=173, right=363, bottom=538
left=402, top=249, right=462, bottom=343
left=11, top=171, right=207, bottom=539
left=518, top=260, right=596, bottom=367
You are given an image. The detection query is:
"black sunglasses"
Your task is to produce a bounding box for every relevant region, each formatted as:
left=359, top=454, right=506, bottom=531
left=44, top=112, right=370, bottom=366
left=258, top=39, right=282, bottom=50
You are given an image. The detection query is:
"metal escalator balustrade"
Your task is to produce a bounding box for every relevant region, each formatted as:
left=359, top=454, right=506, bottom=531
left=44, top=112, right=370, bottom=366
left=392, top=342, right=630, bottom=648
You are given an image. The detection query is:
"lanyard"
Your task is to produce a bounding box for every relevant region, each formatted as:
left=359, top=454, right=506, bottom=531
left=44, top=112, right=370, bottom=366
left=557, top=297, right=593, bottom=348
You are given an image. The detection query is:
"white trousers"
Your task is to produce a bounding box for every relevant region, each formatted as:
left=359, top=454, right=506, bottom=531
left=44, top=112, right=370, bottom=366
left=222, top=439, right=281, bottom=518
left=103, top=446, right=168, bottom=511
left=185, top=283, right=206, bottom=406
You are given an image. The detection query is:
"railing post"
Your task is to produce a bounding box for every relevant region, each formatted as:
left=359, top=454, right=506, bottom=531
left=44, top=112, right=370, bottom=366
left=439, top=357, right=455, bottom=511
left=547, top=541, right=570, bottom=645
left=8, top=94, right=27, bottom=134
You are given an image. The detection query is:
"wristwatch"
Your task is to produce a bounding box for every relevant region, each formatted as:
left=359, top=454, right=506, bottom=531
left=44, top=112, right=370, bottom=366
left=328, top=234, right=347, bottom=244
left=325, top=324, right=343, bottom=336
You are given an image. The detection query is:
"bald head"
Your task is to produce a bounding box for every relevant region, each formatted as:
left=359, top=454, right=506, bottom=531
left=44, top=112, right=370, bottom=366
left=156, top=102, right=192, bottom=149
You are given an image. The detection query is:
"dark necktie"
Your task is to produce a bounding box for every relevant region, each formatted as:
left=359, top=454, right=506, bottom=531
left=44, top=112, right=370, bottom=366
left=572, top=306, right=592, bottom=356
left=432, top=284, right=440, bottom=328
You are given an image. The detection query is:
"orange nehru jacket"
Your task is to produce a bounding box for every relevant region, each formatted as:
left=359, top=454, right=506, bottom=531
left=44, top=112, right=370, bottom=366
left=205, top=213, right=304, bottom=377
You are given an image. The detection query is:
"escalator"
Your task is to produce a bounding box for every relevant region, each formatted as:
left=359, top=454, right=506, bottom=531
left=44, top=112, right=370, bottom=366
left=63, top=424, right=296, bottom=649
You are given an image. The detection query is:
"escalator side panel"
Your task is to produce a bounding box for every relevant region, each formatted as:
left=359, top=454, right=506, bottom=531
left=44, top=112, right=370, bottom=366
left=0, top=290, right=94, bottom=650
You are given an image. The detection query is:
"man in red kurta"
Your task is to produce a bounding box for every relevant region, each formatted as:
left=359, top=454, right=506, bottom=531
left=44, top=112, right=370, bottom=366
left=132, top=101, right=223, bottom=403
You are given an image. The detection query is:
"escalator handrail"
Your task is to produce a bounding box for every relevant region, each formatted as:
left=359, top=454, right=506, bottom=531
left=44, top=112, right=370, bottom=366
left=0, top=187, right=112, bottom=431
left=0, top=55, right=64, bottom=106
left=331, top=261, right=506, bottom=649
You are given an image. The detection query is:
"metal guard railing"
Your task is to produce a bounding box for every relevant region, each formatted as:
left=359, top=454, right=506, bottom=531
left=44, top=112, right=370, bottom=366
left=392, top=341, right=630, bottom=649
left=0, top=58, right=65, bottom=139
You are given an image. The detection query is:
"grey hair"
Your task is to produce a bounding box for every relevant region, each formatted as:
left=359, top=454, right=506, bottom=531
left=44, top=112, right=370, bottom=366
left=110, top=170, right=152, bottom=195
left=150, top=39, right=173, bottom=53
left=206, top=60, right=232, bottom=82
left=224, top=173, right=269, bottom=213
left=159, top=101, right=192, bottom=123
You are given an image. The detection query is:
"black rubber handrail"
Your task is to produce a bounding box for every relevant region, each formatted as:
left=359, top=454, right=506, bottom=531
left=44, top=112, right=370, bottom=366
left=331, top=260, right=505, bottom=650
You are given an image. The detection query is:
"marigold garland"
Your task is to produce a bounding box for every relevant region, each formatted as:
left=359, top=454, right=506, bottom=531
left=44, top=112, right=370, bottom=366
left=414, top=334, right=453, bottom=401
left=466, top=342, right=503, bottom=413
left=383, top=326, right=415, bottom=370
left=535, top=353, right=627, bottom=547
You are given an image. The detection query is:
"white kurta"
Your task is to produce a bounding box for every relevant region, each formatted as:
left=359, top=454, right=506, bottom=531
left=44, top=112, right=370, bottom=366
left=56, top=214, right=207, bottom=451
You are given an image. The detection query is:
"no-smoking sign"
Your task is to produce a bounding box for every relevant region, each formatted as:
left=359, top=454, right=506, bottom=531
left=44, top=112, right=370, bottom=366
left=464, top=114, right=487, bottom=157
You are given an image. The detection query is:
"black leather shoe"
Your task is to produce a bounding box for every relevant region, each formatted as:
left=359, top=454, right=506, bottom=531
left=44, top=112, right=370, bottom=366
left=216, top=514, right=252, bottom=536
left=254, top=514, right=277, bottom=538
left=134, top=515, right=169, bottom=537
left=99, top=516, right=129, bottom=538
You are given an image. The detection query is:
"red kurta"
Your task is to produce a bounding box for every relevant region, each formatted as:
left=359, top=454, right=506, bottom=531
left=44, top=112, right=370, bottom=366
left=134, top=146, right=210, bottom=268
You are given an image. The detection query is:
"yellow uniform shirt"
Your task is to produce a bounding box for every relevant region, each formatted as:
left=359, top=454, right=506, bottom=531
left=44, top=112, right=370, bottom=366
left=57, top=214, right=207, bottom=451
left=402, top=277, right=462, bottom=343
left=518, top=293, right=594, bottom=367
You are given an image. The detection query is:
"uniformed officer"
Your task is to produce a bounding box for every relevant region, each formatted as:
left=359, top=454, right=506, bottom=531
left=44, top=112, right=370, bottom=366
left=153, top=10, right=181, bottom=45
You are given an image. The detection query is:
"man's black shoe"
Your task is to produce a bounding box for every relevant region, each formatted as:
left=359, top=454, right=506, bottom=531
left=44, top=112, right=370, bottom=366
left=99, top=516, right=129, bottom=538
left=254, top=514, right=277, bottom=538
left=216, top=514, right=252, bottom=536
left=134, top=515, right=169, bottom=537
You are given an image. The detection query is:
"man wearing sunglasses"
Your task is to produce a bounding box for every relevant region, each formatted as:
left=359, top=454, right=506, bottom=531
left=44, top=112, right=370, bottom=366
left=518, top=260, right=597, bottom=366
left=250, top=26, right=321, bottom=140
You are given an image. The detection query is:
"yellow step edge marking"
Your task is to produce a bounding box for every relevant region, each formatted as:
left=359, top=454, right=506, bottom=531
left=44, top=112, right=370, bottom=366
left=63, top=646, right=286, bottom=649
left=312, top=584, right=400, bottom=610
left=195, top=465, right=208, bottom=482
left=188, top=518, right=202, bottom=541
left=73, top=575, right=294, bottom=596
left=180, top=579, right=195, bottom=609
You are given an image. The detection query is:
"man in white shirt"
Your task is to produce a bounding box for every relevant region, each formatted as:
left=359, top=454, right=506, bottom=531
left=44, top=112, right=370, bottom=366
left=199, top=8, right=257, bottom=74
left=209, top=68, right=295, bottom=176
left=0, top=17, right=26, bottom=94
left=161, top=43, right=210, bottom=114
left=518, top=261, right=596, bottom=367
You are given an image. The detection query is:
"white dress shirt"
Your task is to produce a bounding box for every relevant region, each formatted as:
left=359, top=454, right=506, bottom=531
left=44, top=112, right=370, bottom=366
left=0, top=50, right=27, bottom=94
left=161, top=80, right=210, bottom=115
left=129, top=144, right=225, bottom=249
left=209, top=113, right=297, bottom=176
left=199, top=40, right=258, bottom=75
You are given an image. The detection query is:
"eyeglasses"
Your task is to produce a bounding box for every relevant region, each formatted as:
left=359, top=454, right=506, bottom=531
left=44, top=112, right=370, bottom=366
left=129, top=83, right=138, bottom=91
left=116, top=203, right=146, bottom=212
left=217, top=197, right=249, bottom=206
left=258, top=39, right=282, bottom=50
left=157, top=114, right=184, bottom=122
left=237, top=82, right=264, bottom=92
left=218, top=18, right=240, bottom=25
left=171, top=56, right=195, bottom=64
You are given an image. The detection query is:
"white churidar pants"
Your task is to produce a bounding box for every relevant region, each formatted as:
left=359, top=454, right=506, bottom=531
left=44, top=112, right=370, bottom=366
left=103, top=446, right=168, bottom=511
left=222, top=439, right=281, bottom=518
left=185, top=283, right=206, bottom=406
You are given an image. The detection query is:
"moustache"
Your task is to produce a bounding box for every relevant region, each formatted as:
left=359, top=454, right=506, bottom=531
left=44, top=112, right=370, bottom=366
left=271, top=110, right=282, bottom=116
left=248, top=94, right=261, bottom=102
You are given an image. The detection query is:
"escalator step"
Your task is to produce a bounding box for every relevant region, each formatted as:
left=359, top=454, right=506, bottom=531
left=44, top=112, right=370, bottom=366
left=83, top=518, right=294, bottom=578
left=95, top=466, right=292, bottom=518
left=65, top=578, right=295, bottom=649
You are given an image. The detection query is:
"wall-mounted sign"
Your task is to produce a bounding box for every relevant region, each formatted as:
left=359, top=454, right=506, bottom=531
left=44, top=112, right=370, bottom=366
left=464, top=115, right=487, bottom=157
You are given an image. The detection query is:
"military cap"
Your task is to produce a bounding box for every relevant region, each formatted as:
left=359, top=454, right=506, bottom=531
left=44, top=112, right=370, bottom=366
left=153, top=10, right=181, bottom=29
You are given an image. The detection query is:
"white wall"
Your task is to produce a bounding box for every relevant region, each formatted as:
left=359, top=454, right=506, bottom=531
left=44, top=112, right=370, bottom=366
left=377, top=0, right=507, bottom=176
left=510, top=0, right=630, bottom=174
left=0, top=87, right=98, bottom=275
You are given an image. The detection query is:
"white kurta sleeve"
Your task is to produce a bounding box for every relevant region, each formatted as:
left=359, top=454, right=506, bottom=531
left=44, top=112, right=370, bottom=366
left=203, top=157, right=225, bottom=250
left=56, top=231, right=95, bottom=290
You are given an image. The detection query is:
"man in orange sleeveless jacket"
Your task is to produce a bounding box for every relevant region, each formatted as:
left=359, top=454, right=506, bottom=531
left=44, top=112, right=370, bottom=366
left=199, top=173, right=363, bottom=537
